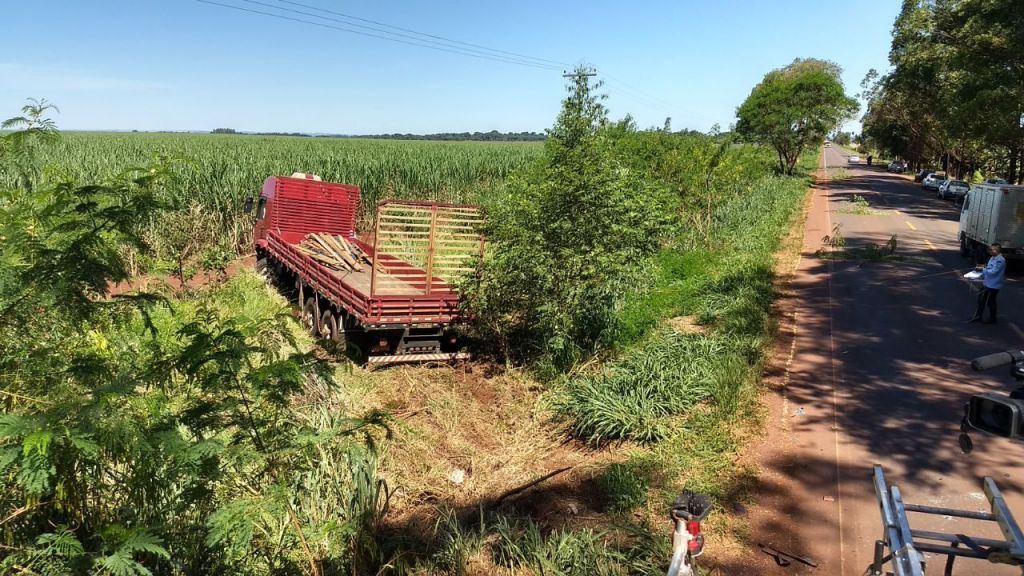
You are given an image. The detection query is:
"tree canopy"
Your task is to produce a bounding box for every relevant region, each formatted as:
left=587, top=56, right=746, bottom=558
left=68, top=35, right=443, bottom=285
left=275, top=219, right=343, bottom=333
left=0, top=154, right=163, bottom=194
left=736, top=58, right=858, bottom=174
left=862, top=0, right=1024, bottom=182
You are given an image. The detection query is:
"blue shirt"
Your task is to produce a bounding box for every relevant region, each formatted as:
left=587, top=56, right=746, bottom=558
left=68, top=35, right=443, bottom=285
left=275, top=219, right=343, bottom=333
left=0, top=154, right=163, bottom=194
left=983, top=254, right=1006, bottom=290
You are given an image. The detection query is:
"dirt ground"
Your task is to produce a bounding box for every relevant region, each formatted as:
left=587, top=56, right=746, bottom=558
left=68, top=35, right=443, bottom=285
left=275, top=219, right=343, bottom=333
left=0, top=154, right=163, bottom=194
left=365, top=363, right=632, bottom=545
left=107, top=254, right=257, bottom=295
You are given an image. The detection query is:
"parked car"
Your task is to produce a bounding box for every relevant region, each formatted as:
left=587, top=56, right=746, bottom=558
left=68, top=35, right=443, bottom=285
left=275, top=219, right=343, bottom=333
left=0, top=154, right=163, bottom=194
left=915, top=169, right=935, bottom=183
left=887, top=161, right=907, bottom=173
left=849, top=155, right=860, bottom=164
left=986, top=178, right=1009, bottom=185
left=922, top=172, right=946, bottom=191
left=938, top=179, right=970, bottom=200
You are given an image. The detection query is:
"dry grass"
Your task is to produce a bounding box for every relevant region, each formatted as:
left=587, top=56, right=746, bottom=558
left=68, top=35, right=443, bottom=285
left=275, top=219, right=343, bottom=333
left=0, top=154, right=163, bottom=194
left=359, top=364, right=628, bottom=537
left=666, top=315, right=707, bottom=335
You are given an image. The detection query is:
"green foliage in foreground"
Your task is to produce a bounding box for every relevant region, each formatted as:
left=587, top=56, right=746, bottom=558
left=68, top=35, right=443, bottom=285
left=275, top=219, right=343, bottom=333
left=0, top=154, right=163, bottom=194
left=0, top=125, right=390, bottom=573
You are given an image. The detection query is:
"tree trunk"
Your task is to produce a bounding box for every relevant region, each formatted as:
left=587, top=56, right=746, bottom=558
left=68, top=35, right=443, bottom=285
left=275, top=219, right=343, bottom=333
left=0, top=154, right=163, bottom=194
left=1008, top=146, right=1019, bottom=184
left=1019, top=146, right=1024, bottom=184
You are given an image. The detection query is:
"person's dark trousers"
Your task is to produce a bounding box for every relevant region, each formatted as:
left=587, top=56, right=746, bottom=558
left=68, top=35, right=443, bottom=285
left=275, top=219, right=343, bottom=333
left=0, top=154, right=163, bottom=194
left=975, top=287, right=999, bottom=322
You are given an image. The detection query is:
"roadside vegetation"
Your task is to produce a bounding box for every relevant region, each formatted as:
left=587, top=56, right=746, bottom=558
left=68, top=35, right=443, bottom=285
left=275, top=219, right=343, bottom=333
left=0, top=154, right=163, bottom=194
left=860, top=0, right=1023, bottom=182
left=0, top=62, right=844, bottom=574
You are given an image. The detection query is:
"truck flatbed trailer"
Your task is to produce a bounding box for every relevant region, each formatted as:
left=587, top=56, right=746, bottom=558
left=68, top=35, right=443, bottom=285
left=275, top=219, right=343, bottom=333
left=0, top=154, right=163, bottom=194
left=252, top=174, right=483, bottom=364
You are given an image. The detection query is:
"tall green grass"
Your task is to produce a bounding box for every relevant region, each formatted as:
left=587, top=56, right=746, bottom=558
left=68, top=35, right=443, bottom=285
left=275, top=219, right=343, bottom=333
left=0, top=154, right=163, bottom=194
left=559, top=174, right=807, bottom=443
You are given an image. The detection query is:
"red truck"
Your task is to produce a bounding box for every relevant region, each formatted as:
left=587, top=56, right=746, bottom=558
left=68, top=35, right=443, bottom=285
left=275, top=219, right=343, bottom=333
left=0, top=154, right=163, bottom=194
left=250, top=173, right=483, bottom=365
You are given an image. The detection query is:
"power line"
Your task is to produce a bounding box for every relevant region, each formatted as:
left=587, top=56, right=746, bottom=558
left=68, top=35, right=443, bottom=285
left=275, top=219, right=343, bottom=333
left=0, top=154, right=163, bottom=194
left=270, top=0, right=679, bottom=111
left=195, top=0, right=562, bottom=71
left=238, top=0, right=563, bottom=70
left=604, top=79, right=672, bottom=112
left=197, top=0, right=678, bottom=114
left=603, top=73, right=676, bottom=109
left=268, top=0, right=572, bottom=68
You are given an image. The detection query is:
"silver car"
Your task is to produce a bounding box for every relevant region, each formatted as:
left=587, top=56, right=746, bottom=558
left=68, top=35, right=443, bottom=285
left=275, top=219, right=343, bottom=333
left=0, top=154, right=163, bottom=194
left=922, top=173, right=946, bottom=191
left=938, top=179, right=970, bottom=200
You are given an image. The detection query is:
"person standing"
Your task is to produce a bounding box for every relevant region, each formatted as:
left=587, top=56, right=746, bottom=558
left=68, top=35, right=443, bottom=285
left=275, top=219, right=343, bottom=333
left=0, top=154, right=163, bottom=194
left=969, top=243, right=1006, bottom=324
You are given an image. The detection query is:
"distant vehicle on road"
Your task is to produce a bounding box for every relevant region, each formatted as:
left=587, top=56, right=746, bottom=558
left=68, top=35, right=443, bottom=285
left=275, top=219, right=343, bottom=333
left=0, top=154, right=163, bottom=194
left=848, top=155, right=860, bottom=164
left=887, top=161, right=907, bottom=173
left=914, top=169, right=935, bottom=182
left=824, top=140, right=831, bottom=148
left=986, top=178, right=1009, bottom=185
left=922, top=172, right=946, bottom=191
left=938, top=179, right=969, bottom=200
left=959, top=183, right=1024, bottom=260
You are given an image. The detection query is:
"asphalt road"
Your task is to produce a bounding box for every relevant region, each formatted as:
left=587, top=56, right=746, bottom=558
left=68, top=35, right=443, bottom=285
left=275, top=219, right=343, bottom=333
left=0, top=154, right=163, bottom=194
left=738, top=147, right=1024, bottom=576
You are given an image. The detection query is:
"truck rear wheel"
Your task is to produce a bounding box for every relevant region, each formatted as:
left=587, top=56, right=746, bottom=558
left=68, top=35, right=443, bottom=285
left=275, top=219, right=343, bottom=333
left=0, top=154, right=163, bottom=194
left=320, top=309, right=346, bottom=350
left=301, top=298, right=320, bottom=336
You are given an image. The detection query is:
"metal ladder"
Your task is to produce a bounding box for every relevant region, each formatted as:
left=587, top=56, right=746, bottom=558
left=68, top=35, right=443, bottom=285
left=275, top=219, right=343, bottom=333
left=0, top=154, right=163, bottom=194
left=870, top=464, right=1024, bottom=576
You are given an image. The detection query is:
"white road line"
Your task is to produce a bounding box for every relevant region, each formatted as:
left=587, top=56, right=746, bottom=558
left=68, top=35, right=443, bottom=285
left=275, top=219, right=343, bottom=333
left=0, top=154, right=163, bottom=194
left=1010, top=322, right=1024, bottom=341
left=821, top=154, right=846, bottom=576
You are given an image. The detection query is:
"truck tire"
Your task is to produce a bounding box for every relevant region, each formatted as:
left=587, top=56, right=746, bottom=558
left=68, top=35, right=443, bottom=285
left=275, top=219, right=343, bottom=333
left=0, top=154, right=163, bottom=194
left=255, top=257, right=277, bottom=286
left=320, top=310, right=346, bottom=350
left=301, top=298, right=320, bottom=336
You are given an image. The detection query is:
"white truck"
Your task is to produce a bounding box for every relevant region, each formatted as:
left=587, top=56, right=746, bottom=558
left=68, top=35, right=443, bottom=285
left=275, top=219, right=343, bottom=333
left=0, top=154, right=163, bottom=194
left=958, top=183, right=1024, bottom=260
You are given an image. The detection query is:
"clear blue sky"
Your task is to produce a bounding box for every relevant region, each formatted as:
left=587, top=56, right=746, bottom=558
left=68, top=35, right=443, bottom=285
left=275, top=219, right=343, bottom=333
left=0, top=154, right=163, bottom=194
left=0, top=0, right=899, bottom=134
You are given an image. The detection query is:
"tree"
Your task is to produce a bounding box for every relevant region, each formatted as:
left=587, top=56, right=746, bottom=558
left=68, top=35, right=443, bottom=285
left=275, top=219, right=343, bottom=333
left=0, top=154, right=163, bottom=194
left=862, top=0, right=1024, bottom=182
left=938, top=0, right=1024, bottom=182
left=736, top=58, right=859, bottom=174
left=464, top=67, right=676, bottom=369
left=0, top=98, right=60, bottom=191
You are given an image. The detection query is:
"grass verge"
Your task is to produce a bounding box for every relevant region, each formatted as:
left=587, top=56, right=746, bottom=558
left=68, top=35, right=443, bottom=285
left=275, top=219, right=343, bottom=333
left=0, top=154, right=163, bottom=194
left=545, top=168, right=812, bottom=570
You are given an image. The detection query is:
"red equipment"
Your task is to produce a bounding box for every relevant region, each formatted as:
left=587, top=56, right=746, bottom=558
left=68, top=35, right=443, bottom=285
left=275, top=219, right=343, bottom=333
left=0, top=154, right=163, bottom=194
left=252, top=173, right=483, bottom=364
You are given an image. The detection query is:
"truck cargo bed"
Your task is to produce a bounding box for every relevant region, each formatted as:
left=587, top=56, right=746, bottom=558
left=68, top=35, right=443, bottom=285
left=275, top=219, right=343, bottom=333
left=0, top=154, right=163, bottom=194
left=253, top=175, right=483, bottom=361
left=267, top=231, right=461, bottom=326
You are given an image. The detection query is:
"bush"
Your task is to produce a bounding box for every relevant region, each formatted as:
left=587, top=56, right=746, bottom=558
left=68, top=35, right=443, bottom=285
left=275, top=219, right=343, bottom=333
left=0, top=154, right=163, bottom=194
left=464, top=70, right=676, bottom=370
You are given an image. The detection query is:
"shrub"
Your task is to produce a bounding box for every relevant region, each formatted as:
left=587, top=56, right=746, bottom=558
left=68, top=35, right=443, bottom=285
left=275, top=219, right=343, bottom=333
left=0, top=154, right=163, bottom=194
left=464, top=69, right=676, bottom=370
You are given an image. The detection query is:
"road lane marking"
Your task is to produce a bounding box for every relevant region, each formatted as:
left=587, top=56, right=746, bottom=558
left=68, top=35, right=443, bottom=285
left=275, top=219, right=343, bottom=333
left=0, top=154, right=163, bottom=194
left=925, top=239, right=937, bottom=251
left=905, top=220, right=917, bottom=231
left=1011, top=322, right=1024, bottom=341
left=821, top=163, right=845, bottom=576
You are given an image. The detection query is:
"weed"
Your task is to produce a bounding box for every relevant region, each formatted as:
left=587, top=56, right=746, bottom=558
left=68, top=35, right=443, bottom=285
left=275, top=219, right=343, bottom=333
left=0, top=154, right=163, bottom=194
left=598, top=462, right=650, bottom=513
left=492, top=515, right=662, bottom=576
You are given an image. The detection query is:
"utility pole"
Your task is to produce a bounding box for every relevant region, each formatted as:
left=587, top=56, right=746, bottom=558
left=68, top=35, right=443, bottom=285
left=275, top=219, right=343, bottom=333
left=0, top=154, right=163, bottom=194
left=562, top=68, right=598, bottom=99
